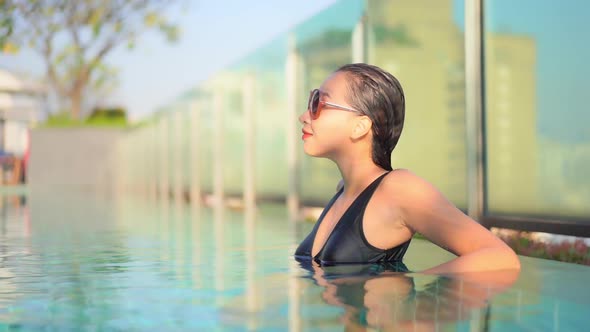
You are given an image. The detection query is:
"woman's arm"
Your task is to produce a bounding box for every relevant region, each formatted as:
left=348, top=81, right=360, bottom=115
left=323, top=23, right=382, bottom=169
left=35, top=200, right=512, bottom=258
left=386, top=170, right=521, bottom=274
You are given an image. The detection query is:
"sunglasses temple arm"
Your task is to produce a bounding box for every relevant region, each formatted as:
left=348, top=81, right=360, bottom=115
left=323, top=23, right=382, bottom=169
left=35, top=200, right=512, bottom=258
left=323, top=102, right=358, bottom=113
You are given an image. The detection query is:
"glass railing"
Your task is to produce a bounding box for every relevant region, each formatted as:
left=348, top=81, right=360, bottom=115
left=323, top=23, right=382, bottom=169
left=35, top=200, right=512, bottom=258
left=484, top=0, right=590, bottom=220
left=113, top=0, right=590, bottom=231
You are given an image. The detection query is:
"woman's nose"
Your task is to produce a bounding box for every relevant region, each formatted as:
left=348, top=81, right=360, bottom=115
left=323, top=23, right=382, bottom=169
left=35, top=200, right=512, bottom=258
left=298, top=110, right=310, bottom=124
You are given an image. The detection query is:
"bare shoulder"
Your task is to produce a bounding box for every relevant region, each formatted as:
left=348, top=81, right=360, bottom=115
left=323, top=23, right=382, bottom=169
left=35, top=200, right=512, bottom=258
left=372, top=169, right=438, bottom=219
left=381, top=168, right=441, bottom=199
left=381, top=169, right=454, bottom=223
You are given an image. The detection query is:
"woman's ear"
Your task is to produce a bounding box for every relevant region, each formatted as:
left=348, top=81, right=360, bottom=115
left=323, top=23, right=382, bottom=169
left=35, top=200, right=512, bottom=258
left=351, top=116, right=372, bottom=140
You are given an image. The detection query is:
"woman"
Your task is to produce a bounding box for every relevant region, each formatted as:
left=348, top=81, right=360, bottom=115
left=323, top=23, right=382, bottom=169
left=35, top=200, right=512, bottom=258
left=295, top=63, right=520, bottom=273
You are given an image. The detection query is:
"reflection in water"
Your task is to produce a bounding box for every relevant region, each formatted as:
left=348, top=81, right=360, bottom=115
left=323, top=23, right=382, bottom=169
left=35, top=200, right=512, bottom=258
left=0, top=196, right=28, bottom=315
left=1, top=193, right=586, bottom=330
left=244, top=205, right=258, bottom=331
left=189, top=198, right=202, bottom=289
left=158, top=188, right=171, bottom=266
left=302, top=261, right=519, bottom=331
left=214, top=200, right=224, bottom=295
left=2, top=191, right=138, bottom=328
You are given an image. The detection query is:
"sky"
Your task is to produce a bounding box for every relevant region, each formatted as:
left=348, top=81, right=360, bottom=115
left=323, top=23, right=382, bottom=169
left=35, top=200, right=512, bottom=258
left=0, top=1, right=338, bottom=121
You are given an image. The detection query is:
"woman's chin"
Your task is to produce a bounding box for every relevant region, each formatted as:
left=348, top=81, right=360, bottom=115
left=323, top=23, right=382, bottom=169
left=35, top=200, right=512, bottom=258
left=302, top=146, right=321, bottom=158
left=302, top=141, right=331, bottom=158
left=302, top=149, right=315, bottom=157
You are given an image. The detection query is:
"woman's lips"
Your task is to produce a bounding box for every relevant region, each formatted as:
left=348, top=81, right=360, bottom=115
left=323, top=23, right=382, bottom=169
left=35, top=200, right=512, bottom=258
left=302, top=129, right=312, bottom=140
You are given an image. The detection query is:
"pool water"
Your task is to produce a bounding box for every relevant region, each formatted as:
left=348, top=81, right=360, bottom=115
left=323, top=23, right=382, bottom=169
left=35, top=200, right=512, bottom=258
left=0, top=191, right=588, bottom=331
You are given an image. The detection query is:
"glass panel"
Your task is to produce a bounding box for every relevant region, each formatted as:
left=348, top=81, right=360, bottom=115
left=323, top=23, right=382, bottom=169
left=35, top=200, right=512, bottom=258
left=218, top=72, right=246, bottom=196
left=484, top=1, right=590, bottom=218
left=185, top=34, right=291, bottom=199
left=367, top=0, right=467, bottom=208
left=233, top=35, right=290, bottom=198
left=192, top=89, right=214, bottom=193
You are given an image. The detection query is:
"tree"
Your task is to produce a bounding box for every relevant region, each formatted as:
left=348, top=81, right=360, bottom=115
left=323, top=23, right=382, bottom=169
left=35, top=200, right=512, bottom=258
left=1, top=1, right=14, bottom=51
left=2, top=0, right=181, bottom=120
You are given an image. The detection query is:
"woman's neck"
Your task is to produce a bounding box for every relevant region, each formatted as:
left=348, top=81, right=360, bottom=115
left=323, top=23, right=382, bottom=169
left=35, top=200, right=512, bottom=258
left=335, top=159, right=388, bottom=200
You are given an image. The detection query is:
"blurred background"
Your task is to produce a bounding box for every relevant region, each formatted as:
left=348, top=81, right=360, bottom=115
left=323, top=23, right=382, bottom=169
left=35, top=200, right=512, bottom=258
left=1, top=0, right=589, bottom=262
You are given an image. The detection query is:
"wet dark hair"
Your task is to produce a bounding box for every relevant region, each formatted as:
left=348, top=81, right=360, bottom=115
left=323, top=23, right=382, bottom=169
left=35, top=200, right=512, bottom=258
left=336, top=63, right=405, bottom=171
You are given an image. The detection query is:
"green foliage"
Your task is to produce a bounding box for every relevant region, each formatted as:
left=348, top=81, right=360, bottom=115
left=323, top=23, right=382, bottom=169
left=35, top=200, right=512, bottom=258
left=87, top=106, right=127, bottom=125
left=44, top=108, right=128, bottom=128
left=0, top=0, right=14, bottom=51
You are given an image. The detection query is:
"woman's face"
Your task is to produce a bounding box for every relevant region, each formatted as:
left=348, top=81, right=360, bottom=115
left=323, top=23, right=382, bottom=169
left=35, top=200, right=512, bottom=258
left=298, top=71, right=359, bottom=158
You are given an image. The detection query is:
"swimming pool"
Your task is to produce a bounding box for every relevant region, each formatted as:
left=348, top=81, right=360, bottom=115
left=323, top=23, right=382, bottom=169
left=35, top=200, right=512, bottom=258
left=0, top=191, right=588, bottom=331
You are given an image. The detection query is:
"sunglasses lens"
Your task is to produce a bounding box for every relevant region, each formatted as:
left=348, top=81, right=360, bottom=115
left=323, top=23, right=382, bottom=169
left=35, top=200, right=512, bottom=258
left=309, top=90, right=320, bottom=119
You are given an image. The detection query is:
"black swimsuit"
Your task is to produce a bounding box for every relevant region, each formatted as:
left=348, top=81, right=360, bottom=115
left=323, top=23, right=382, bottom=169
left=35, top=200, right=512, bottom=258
left=295, top=172, right=411, bottom=266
